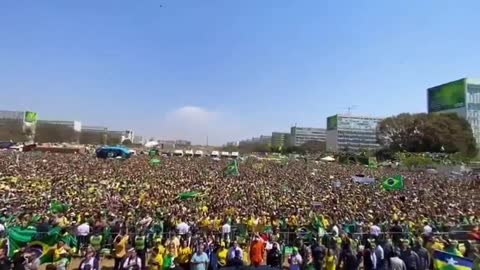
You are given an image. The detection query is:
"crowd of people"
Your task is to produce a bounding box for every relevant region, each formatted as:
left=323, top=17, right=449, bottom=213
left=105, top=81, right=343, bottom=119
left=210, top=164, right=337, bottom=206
left=0, top=151, right=479, bottom=270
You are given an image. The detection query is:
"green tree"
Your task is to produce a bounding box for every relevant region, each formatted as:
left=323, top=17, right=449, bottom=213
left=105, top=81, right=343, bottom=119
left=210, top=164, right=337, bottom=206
left=377, top=113, right=477, bottom=157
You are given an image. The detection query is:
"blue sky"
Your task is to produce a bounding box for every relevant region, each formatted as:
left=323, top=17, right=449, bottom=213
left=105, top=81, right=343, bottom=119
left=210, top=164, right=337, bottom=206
left=1, top=0, right=480, bottom=145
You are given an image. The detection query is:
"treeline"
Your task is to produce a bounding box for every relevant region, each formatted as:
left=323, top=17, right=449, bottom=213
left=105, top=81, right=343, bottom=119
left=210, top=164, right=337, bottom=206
left=377, top=112, right=477, bottom=158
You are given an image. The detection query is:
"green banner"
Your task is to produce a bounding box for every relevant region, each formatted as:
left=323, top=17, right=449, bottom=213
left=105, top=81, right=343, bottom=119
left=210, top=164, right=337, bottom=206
left=327, top=115, right=337, bottom=130
left=24, top=111, right=38, bottom=123
left=428, top=79, right=465, bottom=112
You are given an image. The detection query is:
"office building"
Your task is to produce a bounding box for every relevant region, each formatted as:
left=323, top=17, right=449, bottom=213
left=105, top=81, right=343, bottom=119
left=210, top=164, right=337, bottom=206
left=157, top=140, right=176, bottom=150
left=175, top=140, right=192, bottom=148
left=271, top=132, right=290, bottom=148
left=326, top=114, right=382, bottom=152
left=290, top=127, right=326, bottom=146
left=36, top=120, right=82, bottom=143
left=0, top=110, right=38, bottom=142
left=80, top=126, right=108, bottom=145
left=225, top=141, right=239, bottom=147
left=427, top=78, right=480, bottom=144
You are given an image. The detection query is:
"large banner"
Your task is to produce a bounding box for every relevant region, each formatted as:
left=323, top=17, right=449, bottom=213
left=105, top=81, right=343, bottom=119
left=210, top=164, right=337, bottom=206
left=327, top=115, right=338, bottom=130
left=23, top=111, right=38, bottom=137
left=428, top=79, right=466, bottom=112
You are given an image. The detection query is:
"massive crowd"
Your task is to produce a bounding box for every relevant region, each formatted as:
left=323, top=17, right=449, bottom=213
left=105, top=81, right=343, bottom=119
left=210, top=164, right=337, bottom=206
left=0, top=151, right=479, bottom=270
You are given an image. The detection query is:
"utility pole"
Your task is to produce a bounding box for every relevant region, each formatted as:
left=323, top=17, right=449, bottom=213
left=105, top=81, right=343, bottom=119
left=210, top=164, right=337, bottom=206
left=206, top=135, right=209, bottom=146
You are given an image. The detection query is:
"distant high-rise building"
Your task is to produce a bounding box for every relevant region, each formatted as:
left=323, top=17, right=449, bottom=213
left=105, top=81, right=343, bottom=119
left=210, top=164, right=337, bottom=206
left=290, top=127, right=326, bottom=146
left=36, top=120, right=82, bottom=143
left=271, top=132, right=290, bottom=148
left=175, top=140, right=191, bottom=148
left=0, top=110, right=38, bottom=142
left=427, top=78, right=480, bottom=144
left=326, top=114, right=382, bottom=152
left=225, top=141, right=239, bottom=147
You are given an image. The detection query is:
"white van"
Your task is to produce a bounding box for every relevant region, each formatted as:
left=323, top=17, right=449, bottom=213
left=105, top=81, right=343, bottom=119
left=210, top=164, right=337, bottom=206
left=221, top=151, right=230, bottom=158
left=231, top=152, right=239, bottom=158
left=211, top=151, right=220, bottom=157
left=173, top=149, right=184, bottom=156
left=185, top=150, right=194, bottom=156
left=194, top=150, right=204, bottom=157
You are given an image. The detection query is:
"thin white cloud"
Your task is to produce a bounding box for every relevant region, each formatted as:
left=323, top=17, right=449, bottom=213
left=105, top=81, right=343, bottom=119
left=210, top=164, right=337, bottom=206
left=155, top=106, right=249, bottom=145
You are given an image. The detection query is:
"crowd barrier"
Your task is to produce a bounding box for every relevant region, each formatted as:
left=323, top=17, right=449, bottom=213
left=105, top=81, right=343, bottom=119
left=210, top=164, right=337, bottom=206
left=13, top=227, right=477, bottom=253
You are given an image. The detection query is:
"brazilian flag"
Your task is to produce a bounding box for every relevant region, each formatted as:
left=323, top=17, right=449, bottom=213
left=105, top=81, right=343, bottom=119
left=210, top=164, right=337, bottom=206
left=433, top=250, right=473, bottom=270
left=224, top=160, right=240, bottom=177
left=382, top=175, right=404, bottom=191
left=7, top=226, right=77, bottom=263
left=178, top=191, right=201, bottom=201
left=149, top=158, right=161, bottom=166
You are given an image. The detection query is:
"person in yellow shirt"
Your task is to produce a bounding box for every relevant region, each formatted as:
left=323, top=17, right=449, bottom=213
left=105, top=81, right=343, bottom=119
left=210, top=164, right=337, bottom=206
left=155, top=239, right=166, bottom=260
left=177, top=240, right=192, bottom=270
left=324, top=248, right=336, bottom=270
left=217, top=242, right=229, bottom=268
left=114, top=231, right=129, bottom=270
left=148, top=247, right=163, bottom=270
left=52, top=240, right=71, bottom=262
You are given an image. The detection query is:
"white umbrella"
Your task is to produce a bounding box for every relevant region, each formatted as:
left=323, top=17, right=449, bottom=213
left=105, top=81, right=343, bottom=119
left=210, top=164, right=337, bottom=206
left=320, top=156, right=335, bottom=162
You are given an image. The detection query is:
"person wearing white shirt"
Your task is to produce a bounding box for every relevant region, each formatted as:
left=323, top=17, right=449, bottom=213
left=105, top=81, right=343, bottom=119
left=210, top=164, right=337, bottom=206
left=222, top=222, right=231, bottom=242
left=176, top=222, right=190, bottom=235
left=122, top=249, right=142, bottom=270
left=76, top=222, right=91, bottom=254
left=228, top=241, right=243, bottom=261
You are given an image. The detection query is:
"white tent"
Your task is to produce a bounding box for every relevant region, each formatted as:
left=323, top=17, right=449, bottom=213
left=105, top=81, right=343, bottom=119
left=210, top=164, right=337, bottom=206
left=144, top=141, right=158, bottom=148
left=320, top=156, right=335, bottom=162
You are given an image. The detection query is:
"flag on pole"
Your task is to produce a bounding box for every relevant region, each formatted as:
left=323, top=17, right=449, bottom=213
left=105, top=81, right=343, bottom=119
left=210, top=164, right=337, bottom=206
left=225, top=160, right=240, bottom=177
left=382, top=175, right=404, bottom=191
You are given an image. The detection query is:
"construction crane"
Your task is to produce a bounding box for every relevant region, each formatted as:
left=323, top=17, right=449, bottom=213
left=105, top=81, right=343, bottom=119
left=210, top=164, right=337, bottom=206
left=345, top=105, right=357, bottom=115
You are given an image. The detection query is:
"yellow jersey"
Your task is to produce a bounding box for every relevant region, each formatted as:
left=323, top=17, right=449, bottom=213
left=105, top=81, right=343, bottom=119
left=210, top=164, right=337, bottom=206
left=177, top=247, right=192, bottom=264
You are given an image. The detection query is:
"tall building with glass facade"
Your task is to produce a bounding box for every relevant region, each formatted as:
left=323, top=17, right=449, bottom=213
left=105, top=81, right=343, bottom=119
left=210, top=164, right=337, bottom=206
left=326, top=114, right=382, bottom=152
left=290, top=127, right=326, bottom=146
left=427, top=78, right=480, bottom=144
left=271, top=132, right=290, bottom=148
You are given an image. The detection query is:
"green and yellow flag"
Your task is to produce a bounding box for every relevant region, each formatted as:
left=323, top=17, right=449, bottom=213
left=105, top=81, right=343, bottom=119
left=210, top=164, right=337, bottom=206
left=225, top=160, right=240, bottom=177
left=382, top=175, right=404, bottom=191
left=433, top=250, right=473, bottom=270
